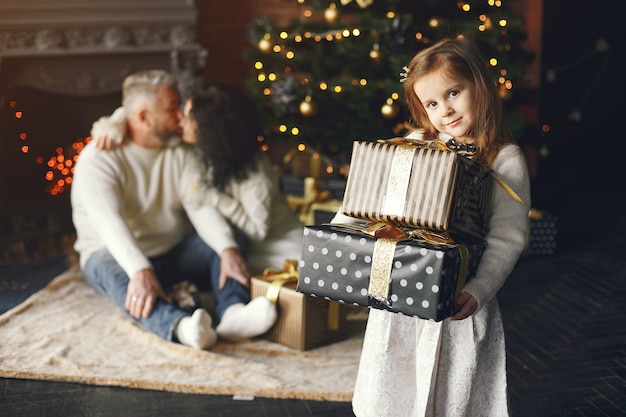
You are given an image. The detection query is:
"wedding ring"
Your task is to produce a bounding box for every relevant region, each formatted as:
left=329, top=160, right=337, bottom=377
left=131, top=295, right=138, bottom=302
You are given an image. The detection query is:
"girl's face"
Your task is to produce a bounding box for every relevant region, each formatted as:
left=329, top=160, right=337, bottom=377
left=181, top=98, right=199, bottom=145
left=413, top=70, right=476, bottom=143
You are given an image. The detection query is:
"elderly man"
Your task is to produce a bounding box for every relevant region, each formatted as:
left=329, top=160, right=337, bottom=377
left=71, top=70, right=276, bottom=349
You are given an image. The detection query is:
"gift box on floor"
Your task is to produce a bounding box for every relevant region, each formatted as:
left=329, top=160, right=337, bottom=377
left=250, top=260, right=348, bottom=350
left=305, top=199, right=343, bottom=226
left=297, top=223, right=487, bottom=321
left=524, top=208, right=558, bottom=256
left=341, top=138, right=494, bottom=240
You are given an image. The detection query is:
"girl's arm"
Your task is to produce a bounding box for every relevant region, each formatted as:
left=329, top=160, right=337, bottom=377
left=462, top=144, right=531, bottom=313
left=90, top=107, right=126, bottom=150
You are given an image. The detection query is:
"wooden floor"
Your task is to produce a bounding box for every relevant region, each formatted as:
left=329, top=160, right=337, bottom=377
left=2, top=183, right=626, bottom=417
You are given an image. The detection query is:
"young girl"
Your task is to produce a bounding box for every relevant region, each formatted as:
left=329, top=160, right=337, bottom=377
left=333, top=37, right=531, bottom=416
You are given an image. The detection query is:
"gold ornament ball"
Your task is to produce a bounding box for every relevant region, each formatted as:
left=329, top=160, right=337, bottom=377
left=381, top=103, right=399, bottom=119
left=258, top=38, right=272, bottom=53
left=369, top=46, right=381, bottom=63
left=299, top=99, right=317, bottom=117
left=324, top=6, right=339, bottom=24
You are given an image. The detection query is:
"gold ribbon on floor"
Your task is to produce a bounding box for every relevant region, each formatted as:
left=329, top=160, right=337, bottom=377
left=261, top=260, right=299, bottom=304
left=261, top=259, right=340, bottom=331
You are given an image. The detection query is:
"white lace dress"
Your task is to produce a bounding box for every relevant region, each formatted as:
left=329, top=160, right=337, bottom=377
left=342, top=144, right=531, bottom=417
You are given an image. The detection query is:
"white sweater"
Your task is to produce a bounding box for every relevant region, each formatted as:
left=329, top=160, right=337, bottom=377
left=194, top=154, right=305, bottom=273
left=71, top=141, right=238, bottom=279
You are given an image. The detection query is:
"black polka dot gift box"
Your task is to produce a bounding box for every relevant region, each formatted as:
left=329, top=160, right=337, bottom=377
left=340, top=138, right=494, bottom=240
left=296, top=222, right=487, bottom=322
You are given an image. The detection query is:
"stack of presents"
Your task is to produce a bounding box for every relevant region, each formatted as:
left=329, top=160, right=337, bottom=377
left=249, top=137, right=558, bottom=350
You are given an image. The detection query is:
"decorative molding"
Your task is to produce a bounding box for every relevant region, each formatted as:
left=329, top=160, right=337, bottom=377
left=0, top=0, right=206, bottom=96
left=0, top=24, right=199, bottom=57
left=0, top=0, right=197, bottom=28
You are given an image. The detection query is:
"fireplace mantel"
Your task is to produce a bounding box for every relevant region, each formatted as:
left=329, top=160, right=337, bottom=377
left=0, top=0, right=206, bottom=97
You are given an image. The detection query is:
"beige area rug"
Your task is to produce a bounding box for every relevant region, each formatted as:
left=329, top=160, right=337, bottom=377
left=0, top=267, right=366, bottom=401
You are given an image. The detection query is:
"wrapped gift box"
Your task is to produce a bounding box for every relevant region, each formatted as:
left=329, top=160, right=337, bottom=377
left=524, top=208, right=558, bottom=256
left=297, top=224, right=487, bottom=321
left=250, top=264, right=348, bottom=350
left=305, top=200, right=342, bottom=225
left=280, top=175, right=346, bottom=201
left=341, top=139, right=493, bottom=240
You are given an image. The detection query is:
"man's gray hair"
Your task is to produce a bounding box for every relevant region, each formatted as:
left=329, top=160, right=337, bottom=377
left=122, top=69, right=179, bottom=113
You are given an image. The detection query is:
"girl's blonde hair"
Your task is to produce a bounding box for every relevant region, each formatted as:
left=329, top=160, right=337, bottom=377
left=403, top=37, right=516, bottom=165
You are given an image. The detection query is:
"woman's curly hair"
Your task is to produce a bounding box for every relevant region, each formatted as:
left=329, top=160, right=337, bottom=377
left=190, top=82, right=263, bottom=191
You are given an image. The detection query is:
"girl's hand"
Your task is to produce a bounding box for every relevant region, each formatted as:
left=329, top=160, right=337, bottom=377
left=449, top=291, right=477, bottom=320
left=90, top=107, right=127, bottom=150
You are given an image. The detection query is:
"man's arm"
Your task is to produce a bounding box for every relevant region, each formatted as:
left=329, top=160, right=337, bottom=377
left=72, top=147, right=168, bottom=318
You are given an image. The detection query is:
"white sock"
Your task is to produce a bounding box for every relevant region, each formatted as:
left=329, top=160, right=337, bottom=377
left=216, top=297, right=277, bottom=339
left=174, top=308, right=217, bottom=350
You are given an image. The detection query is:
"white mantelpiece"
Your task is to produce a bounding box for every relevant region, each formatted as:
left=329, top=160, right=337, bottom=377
left=0, top=0, right=206, bottom=97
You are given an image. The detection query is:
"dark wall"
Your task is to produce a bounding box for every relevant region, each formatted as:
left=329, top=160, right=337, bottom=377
left=537, top=0, right=624, bottom=245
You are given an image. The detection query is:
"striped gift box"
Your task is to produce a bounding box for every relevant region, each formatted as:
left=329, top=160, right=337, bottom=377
left=341, top=139, right=493, bottom=240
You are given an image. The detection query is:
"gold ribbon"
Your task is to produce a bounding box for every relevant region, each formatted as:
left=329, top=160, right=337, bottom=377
left=332, top=221, right=455, bottom=246
left=490, top=172, right=524, bottom=204
left=368, top=238, right=397, bottom=303
left=368, top=233, right=471, bottom=307
left=262, top=258, right=340, bottom=331
left=327, top=302, right=340, bottom=331
left=381, top=145, right=415, bottom=218
left=261, top=259, right=299, bottom=304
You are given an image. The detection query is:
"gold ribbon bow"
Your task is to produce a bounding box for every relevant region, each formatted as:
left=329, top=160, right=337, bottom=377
left=261, top=259, right=299, bottom=304
left=332, top=221, right=455, bottom=246
left=261, top=258, right=340, bottom=331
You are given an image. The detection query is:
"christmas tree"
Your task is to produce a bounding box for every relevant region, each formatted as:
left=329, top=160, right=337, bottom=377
left=244, top=0, right=534, bottom=165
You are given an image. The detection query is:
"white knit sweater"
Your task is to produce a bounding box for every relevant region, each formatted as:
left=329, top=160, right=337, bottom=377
left=192, top=154, right=305, bottom=273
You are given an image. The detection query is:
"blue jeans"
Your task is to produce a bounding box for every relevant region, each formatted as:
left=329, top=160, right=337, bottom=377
left=83, top=233, right=250, bottom=341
